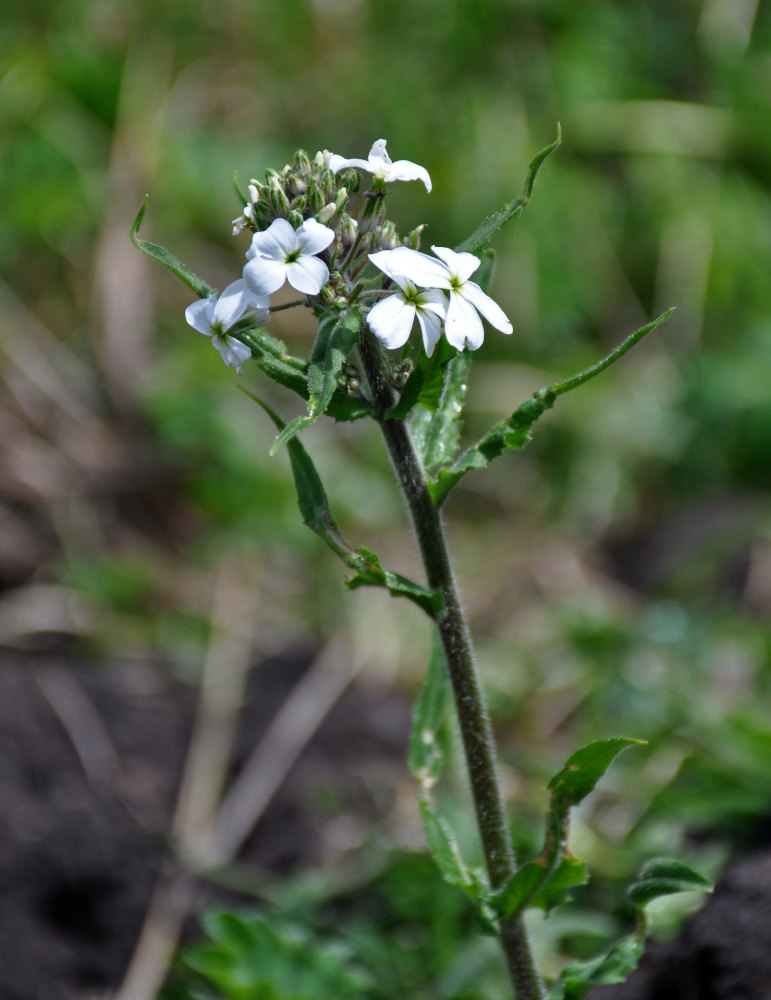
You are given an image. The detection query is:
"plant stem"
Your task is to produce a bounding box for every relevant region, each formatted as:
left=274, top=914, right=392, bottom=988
left=358, top=326, right=544, bottom=1000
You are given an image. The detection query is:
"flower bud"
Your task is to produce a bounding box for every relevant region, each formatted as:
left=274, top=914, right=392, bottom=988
left=267, top=176, right=290, bottom=214
left=294, top=149, right=312, bottom=173
left=316, top=203, right=336, bottom=225
left=313, top=150, right=326, bottom=170
left=286, top=172, right=306, bottom=196
left=319, top=284, right=335, bottom=304
left=291, top=194, right=307, bottom=212
left=334, top=187, right=348, bottom=213
left=287, top=209, right=304, bottom=228
left=307, top=178, right=325, bottom=212
left=375, top=220, right=400, bottom=250
left=339, top=214, right=358, bottom=248
left=247, top=183, right=260, bottom=205
left=405, top=223, right=427, bottom=250
left=333, top=296, right=348, bottom=311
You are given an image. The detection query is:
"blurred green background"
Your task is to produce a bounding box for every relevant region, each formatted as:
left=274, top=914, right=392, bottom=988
left=2, top=0, right=770, bottom=994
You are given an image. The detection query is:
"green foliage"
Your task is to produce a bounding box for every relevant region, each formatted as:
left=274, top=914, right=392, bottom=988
left=627, top=857, right=713, bottom=909
left=456, top=126, right=562, bottom=255
left=548, top=935, right=644, bottom=1000
left=546, top=737, right=645, bottom=807
left=269, top=310, right=364, bottom=453
left=408, top=633, right=449, bottom=787
left=131, top=196, right=217, bottom=298
left=181, top=911, right=372, bottom=1000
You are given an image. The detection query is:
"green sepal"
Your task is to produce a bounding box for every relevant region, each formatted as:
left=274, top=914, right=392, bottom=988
left=456, top=125, right=562, bottom=255
left=547, top=935, right=644, bottom=1000
left=346, top=547, right=444, bottom=619
left=547, top=737, right=646, bottom=808
left=408, top=633, right=449, bottom=786
left=493, top=857, right=588, bottom=920
left=269, top=309, right=362, bottom=453
left=628, top=858, right=713, bottom=909
left=130, top=195, right=216, bottom=298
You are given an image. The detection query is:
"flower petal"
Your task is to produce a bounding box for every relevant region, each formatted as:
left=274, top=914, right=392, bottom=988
left=461, top=281, right=513, bottom=334
left=387, top=159, right=432, bottom=192
left=216, top=335, right=252, bottom=368
left=430, top=246, right=480, bottom=283
left=370, top=247, right=449, bottom=288
left=250, top=218, right=298, bottom=260
left=416, top=307, right=443, bottom=357
left=185, top=296, right=217, bottom=336
left=444, top=291, right=485, bottom=351
left=285, top=255, right=329, bottom=295
left=213, top=279, right=255, bottom=330
left=243, top=256, right=288, bottom=295
left=368, top=139, right=392, bottom=167
left=295, top=218, right=335, bottom=256
left=417, top=287, right=448, bottom=318
left=367, top=294, right=416, bottom=349
left=328, top=154, right=371, bottom=174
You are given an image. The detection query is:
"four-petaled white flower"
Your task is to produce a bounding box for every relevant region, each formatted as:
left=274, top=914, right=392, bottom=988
left=368, top=250, right=448, bottom=356
left=329, top=140, right=432, bottom=193
left=243, top=217, right=335, bottom=296
left=370, top=246, right=512, bottom=352
left=185, top=279, right=269, bottom=371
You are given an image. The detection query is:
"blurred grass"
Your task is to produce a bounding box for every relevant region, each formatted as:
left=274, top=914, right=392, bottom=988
left=2, top=0, right=771, bottom=982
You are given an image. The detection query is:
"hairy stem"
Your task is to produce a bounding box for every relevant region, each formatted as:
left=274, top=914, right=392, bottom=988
left=358, top=325, right=543, bottom=1000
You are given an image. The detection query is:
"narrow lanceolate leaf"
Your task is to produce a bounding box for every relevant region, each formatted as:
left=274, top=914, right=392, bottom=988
left=269, top=309, right=361, bottom=453
left=547, top=738, right=646, bottom=808
left=418, top=794, right=476, bottom=893
left=429, top=395, right=551, bottom=505
left=408, top=634, right=449, bottom=786
left=130, top=196, right=216, bottom=298
left=422, top=350, right=474, bottom=472
left=627, top=858, right=713, bottom=909
left=548, top=935, right=644, bottom=1000
left=346, top=547, right=443, bottom=619
left=428, top=310, right=674, bottom=507
left=244, top=390, right=439, bottom=615
left=456, top=125, right=562, bottom=255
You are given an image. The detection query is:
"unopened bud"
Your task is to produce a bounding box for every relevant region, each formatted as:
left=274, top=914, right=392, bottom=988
left=313, top=150, right=326, bottom=170
left=291, top=194, right=307, bottom=212
left=339, top=214, right=358, bottom=248
left=334, top=187, right=348, bottom=212
left=267, top=176, right=290, bottom=214
left=286, top=172, right=306, bottom=196
left=333, top=296, right=348, bottom=311
left=294, top=149, right=311, bottom=173
left=376, top=220, right=400, bottom=250
left=319, top=284, right=335, bottom=304
left=287, top=209, right=304, bottom=228
left=307, top=178, right=325, bottom=212
left=248, top=183, right=260, bottom=204
left=316, top=203, right=336, bottom=225
left=405, top=224, right=427, bottom=250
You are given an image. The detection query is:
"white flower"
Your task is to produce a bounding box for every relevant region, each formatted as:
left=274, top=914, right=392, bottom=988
left=329, top=139, right=432, bottom=193
left=368, top=250, right=448, bottom=356
left=243, top=217, right=334, bottom=296
left=185, top=279, right=269, bottom=371
left=374, top=245, right=512, bottom=352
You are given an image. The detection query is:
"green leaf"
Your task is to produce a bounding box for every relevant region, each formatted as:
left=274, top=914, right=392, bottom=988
left=547, top=738, right=646, bottom=808
left=429, top=394, right=551, bottom=505
left=427, top=310, right=674, bottom=506
left=422, top=349, right=474, bottom=472
left=346, top=546, right=443, bottom=618
left=548, top=935, right=644, bottom=1000
left=628, top=858, right=713, bottom=909
left=269, top=309, right=362, bottom=453
left=418, top=793, right=477, bottom=894
left=473, top=248, right=497, bottom=294
left=408, top=633, right=449, bottom=786
left=493, top=857, right=588, bottom=920
left=130, top=195, right=216, bottom=298
left=456, top=125, right=562, bottom=255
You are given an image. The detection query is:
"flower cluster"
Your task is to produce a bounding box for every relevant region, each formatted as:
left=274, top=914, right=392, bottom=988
left=185, top=139, right=512, bottom=368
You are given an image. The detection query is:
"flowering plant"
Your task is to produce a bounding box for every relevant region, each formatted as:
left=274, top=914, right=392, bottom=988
left=132, top=132, right=710, bottom=999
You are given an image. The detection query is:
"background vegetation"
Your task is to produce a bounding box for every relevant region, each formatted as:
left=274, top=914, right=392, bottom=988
left=2, top=0, right=770, bottom=996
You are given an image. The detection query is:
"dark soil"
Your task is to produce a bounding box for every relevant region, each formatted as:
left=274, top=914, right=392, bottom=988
left=2, top=649, right=770, bottom=1000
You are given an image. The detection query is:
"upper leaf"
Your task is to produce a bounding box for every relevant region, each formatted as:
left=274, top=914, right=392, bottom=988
left=408, top=634, right=449, bottom=787
left=456, top=126, right=562, bottom=255
left=628, top=857, right=713, bottom=909
left=548, top=935, right=644, bottom=1000
left=130, top=195, right=216, bottom=298
left=547, top=738, right=646, bottom=808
